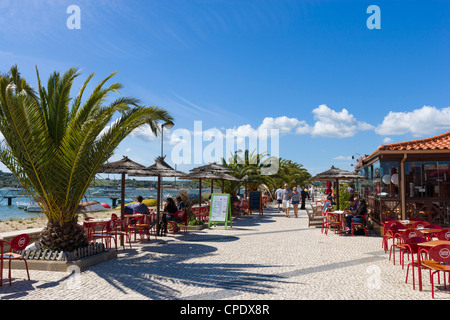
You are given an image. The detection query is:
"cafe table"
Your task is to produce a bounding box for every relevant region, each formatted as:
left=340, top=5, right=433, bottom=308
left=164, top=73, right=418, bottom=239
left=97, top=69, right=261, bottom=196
left=331, top=210, right=346, bottom=231
left=399, top=228, right=443, bottom=238
left=416, top=240, right=450, bottom=291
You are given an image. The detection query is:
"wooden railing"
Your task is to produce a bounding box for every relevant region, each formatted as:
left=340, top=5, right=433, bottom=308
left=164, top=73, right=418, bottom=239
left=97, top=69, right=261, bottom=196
left=367, top=196, right=450, bottom=227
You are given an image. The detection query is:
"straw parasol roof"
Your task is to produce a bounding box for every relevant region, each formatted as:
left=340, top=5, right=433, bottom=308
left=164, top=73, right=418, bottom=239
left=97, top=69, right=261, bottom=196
left=129, top=156, right=187, bottom=178
left=310, top=166, right=367, bottom=181
left=190, top=162, right=234, bottom=174
left=183, top=169, right=241, bottom=204
left=100, top=156, right=146, bottom=174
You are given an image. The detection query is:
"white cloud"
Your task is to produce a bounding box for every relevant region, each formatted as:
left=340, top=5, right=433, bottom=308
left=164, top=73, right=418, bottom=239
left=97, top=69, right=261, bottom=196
left=382, top=137, right=394, bottom=144
left=258, top=116, right=304, bottom=134
left=375, top=106, right=450, bottom=137
left=310, top=104, right=374, bottom=138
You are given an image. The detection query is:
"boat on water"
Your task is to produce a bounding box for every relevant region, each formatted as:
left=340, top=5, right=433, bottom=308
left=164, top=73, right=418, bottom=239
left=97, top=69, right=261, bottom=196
left=79, top=200, right=111, bottom=212
left=24, top=204, right=43, bottom=213
left=91, top=188, right=121, bottom=197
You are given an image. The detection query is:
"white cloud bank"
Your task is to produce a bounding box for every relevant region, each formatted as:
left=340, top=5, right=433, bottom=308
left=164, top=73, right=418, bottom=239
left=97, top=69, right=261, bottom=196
left=375, top=106, right=450, bottom=137
left=121, top=104, right=450, bottom=145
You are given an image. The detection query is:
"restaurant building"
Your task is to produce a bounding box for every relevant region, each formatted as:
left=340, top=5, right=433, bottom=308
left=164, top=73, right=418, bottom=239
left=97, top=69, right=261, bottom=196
left=355, top=131, right=450, bottom=227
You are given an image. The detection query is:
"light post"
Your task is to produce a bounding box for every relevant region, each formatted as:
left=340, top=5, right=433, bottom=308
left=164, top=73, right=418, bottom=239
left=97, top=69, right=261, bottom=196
left=159, top=122, right=174, bottom=211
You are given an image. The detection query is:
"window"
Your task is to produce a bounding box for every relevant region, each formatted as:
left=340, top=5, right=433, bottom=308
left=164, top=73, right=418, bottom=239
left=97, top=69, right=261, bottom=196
left=405, top=161, right=450, bottom=198
left=379, top=161, right=399, bottom=197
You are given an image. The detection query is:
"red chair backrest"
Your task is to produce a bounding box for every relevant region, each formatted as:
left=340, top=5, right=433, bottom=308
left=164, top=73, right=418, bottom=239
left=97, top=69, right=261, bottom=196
left=427, top=244, right=450, bottom=263
left=105, top=219, right=116, bottom=232
left=404, top=237, right=428, bottom=254
left=410, top=221, right=430, bottom=229
left=11, top=234, right=30, bottom=251
left=386, top=221, right=405, bottom=236
left=401, top=229, right=424, bottom=241
left=174, top=210, right=186, bottom=221
left=436, top=229, right=450, bottom=241
left=409, top=218, right=423, bottom=222
left=382, top=218, right=395, bottom=226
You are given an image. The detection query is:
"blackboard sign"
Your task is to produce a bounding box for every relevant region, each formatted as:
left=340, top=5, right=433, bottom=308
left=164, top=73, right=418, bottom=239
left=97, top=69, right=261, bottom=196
left=248, top=191, right=263, bottom=215
left=208, top=193, right=232, bottom=229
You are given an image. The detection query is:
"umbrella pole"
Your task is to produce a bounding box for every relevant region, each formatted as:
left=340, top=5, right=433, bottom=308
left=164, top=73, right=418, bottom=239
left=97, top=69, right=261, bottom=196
left=157, top=176, right=161, bottom=235
left=120, top=172, right=125, bottom=246
left=199, top=179, right=202, bottom=206
left=336, top=178, right=340, bottom=210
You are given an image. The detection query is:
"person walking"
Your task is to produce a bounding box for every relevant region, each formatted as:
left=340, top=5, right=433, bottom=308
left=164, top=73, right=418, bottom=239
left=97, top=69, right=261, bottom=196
left=275, top=185, right=283, bottom=213
left=291, top=187, right=300, bottom=218
left=281, top=184, right=291, bottom=217
left=300, top=187, right=308, bottom=210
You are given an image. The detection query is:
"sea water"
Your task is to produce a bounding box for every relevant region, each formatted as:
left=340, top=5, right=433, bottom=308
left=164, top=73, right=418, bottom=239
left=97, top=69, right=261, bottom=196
left=0, top=187, right=215, bottom=221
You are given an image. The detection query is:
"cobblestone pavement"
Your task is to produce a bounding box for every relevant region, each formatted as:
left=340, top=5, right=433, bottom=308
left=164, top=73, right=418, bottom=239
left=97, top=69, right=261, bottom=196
left=1, top=201, right=449, bottom=301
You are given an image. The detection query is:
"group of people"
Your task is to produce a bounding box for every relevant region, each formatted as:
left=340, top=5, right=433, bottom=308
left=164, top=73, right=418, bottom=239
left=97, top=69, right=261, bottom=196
left=124, top=195, right=186, bottom=235
left=274, top=184, right=310, bottom=218
left=274, top=185, right=368, bottom=232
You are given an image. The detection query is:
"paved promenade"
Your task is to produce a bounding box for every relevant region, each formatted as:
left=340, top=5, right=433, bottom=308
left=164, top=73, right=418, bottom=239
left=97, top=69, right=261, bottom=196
left=0, top=200, right=448, bottom=301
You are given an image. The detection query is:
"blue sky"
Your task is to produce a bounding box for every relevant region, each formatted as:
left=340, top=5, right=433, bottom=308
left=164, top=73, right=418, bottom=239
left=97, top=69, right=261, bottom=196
left=1, top=0, right=450, bottom=179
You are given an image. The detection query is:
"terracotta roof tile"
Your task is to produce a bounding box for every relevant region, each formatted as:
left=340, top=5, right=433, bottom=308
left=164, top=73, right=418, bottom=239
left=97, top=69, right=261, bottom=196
left=378, top=131, right=450, bottom=151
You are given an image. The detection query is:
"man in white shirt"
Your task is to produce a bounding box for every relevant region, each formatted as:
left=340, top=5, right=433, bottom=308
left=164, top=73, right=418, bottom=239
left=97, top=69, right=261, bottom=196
left=275, top=185, right=283, bottom=213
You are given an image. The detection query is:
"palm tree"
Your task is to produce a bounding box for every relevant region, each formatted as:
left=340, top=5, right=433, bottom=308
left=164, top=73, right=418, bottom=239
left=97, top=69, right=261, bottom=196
left=221, top=150, right=271, bottom=194
left=0, top=65, right=173, bottom=251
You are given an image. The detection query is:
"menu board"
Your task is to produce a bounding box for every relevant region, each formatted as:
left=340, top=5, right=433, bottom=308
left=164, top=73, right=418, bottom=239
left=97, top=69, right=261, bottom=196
left=208, top=193, right=232, bottom=229
left=248, top=191, right=263, bottom=215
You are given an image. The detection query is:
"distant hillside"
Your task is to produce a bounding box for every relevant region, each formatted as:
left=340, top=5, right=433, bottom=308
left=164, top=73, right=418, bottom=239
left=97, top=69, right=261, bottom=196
left=0, top=171, right=19, bottom=188
left=0, top=171, right=202, bottom=189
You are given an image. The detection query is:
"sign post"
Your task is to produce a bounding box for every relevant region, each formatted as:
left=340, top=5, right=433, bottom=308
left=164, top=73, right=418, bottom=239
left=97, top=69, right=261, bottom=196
left=248, top=191, right=263, bottom=215
left=208, top=193, right=232, bottom=229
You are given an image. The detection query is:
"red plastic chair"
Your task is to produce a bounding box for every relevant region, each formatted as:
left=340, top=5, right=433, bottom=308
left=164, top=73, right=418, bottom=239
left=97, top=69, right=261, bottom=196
left=2, top=234, right=30, bottom=286
left=408, top=217, right=424, bottom=222
left=169, top=210, right=188, bottom=234
left=320, top=201, right=332, bottom=234
left=388, top=223, right=409, bottom=265
left=92, top=219, right=131, bottom=250
left=323, top=212, right=341, bottom=235
left=410, top=221, right=430, bottom=229
left=420, top=244, right=450, bottom=298
left=404, top=237, right=429, bottom=290
left=381, top=218, right=396, bottom=252
left=395, top=229, right=425, bottom=267
left=127, top=214, right=157, bottom=243
left=351, top=215, right=367, bottom=236
left=436, top=229, right=450, bottom=241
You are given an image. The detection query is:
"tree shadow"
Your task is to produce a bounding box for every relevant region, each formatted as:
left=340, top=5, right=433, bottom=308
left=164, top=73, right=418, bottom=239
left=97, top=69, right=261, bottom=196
left=91, top=238, right=291, bottom=300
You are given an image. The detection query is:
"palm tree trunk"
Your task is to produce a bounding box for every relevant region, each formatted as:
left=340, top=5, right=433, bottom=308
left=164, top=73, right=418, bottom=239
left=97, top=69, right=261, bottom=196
left=39, top=220, right=88, bottom=252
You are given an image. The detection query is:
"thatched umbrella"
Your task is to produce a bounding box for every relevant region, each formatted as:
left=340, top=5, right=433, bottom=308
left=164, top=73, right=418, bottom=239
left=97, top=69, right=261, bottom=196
left=189, top=162, right=237, bottom=201
left=128, top=156, right=187, bottom=233
left=310, top=166, right=367, bottom=209
left=190, top=162, right=234, bottom=174
left=99, top=156, right=146, bottom=219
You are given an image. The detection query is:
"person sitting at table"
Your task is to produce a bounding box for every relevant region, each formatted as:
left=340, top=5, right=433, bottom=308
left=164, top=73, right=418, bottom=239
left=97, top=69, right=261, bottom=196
left=124, top=196, right=150, bottom=214
left=347, top=196, right=359, bottom=215
left=176, top=196, right=186, bottom=211
left=162, top=197, right=182, bottom=234
left=344, top=198, right=367, bottom=232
